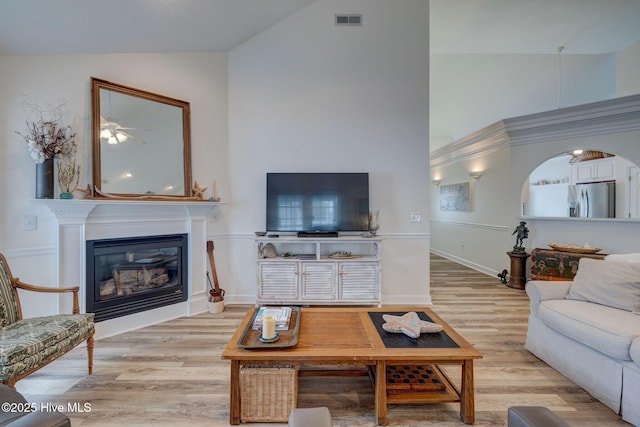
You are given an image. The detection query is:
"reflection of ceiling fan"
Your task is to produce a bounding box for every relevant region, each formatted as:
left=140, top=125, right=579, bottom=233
left=99, top=116, right=146, bottom=145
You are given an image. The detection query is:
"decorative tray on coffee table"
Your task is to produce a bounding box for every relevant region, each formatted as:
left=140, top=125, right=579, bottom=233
left=237, top=307, right=301, bottom=350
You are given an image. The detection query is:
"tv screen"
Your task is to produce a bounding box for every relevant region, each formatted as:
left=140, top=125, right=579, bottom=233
left=266, top=173, right=369, bottom=233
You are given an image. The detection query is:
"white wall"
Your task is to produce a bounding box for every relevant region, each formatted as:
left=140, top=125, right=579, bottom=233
left=430, top=146, right=512, bottom=274
left=228, top=0, right=431, bottom=304
left=616, top=41, right=640, bottom=96
left=0, top=53, right=228, bottom=312
left=430, top=53, right=615, bottom=150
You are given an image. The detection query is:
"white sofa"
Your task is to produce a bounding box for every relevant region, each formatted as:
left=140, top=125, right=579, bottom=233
left=525, top=255, right=640, bottom=426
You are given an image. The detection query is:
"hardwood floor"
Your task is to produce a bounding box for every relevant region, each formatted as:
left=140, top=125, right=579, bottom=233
left=16, top=254, right=630, bottom=426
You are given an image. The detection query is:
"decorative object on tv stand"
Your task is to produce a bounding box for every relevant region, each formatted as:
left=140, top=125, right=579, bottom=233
left=369, top=209, right=379, bottom=235
left=57, top=158, right=80, bottom=199
left=15, top=101, right=77, bottom=199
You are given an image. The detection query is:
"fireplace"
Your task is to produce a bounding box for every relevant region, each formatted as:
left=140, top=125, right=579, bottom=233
left=86, top=234, right=188, bottom=322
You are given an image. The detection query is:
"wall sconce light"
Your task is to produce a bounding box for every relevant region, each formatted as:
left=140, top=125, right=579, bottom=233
left=432, top=179, right=441, bottom=186
left=468, top=171, right=484, bottom=180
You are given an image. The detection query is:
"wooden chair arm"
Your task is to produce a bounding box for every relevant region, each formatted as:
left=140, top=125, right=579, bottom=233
left=12, top=278, right=80, bottom=315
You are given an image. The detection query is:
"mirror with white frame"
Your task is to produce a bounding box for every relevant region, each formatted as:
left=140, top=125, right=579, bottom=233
left=523, top=150, right=640, bottom=219
left=91, top=77, right=192, bottom=198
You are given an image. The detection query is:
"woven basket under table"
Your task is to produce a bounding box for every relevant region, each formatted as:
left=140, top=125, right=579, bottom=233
left=240, top=365, right=298, bottom=422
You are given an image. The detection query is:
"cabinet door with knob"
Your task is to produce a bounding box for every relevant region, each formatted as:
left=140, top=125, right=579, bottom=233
left=338, top=262, right=379, bottom=302
left=301, top=263, right=336, bottom=301
left=257, top=262, right=298, bottom=301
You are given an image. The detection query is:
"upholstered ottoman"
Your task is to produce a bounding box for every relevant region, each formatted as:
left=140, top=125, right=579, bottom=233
left=508, top=406, right=569, bottom=427
left=288, top=407, right=332, bottom=427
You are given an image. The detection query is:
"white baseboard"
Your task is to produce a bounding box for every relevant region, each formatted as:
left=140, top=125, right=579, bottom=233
left=430, top=249, right=499, bottom=278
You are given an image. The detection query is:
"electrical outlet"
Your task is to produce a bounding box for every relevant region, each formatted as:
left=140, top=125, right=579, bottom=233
left=409, top=213, right=421, bottom=223
left=22, top=215, right=37, bottom=231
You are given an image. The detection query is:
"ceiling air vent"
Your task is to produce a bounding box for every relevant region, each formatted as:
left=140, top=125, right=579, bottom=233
left=335, top=14, right=362, bottom=26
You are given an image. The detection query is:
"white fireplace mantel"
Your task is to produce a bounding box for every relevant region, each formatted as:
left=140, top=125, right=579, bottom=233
left=34, top=199, right=224, bottom=339
left=34, top=199, right=222, bottom=220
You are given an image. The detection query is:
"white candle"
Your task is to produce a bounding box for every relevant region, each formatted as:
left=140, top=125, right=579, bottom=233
left=262, top=315, right=276, bottom=340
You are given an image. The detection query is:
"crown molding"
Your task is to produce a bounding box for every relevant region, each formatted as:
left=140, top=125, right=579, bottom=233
left=430, top=94, right=640, bottom=168
left=430, top=121, right=510, bottom=168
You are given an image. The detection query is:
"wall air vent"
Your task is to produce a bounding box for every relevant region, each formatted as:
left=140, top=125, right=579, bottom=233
left=335, top=14, right=362, bottom=26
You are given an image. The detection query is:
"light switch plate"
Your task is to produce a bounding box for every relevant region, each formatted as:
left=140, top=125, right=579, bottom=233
left=22, top=215, right=37, bottom=231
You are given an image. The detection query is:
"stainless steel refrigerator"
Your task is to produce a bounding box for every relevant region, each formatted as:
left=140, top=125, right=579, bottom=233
left=568, top=181, right=616, bottom=218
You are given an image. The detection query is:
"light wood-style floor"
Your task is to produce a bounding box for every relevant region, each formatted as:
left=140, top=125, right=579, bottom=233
left=16, top=255, right=630, bottom=426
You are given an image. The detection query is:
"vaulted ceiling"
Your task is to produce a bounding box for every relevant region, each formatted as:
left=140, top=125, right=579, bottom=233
left=1, top=0, right=639, bottom=55
left=0, top=0, right=315, bottom=54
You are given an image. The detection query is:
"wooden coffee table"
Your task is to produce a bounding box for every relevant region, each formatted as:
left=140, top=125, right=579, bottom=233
left=222, top=306, right=482, bottom=425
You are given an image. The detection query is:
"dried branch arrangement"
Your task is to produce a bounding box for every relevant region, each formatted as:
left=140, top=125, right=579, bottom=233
left=57, top=159, right=80, bottom=193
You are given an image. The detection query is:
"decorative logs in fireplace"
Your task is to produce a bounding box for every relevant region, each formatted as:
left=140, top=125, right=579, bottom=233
left=101, top=256, right=174, bottom=298
left=86, top=234, right=188, bottom=322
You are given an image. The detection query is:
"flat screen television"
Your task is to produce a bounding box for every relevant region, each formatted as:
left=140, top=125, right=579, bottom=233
left=266, top=173, right=369, bottom=234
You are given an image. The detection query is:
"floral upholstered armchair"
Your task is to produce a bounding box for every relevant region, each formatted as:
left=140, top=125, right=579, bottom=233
left=0, top=253, right=94, bottom=387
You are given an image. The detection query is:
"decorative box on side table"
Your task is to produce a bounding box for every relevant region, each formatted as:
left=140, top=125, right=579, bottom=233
left=530, top=247, right=606, bottom=281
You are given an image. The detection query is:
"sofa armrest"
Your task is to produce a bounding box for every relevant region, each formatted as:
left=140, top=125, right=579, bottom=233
left=525, top=280, right=572, bottom=317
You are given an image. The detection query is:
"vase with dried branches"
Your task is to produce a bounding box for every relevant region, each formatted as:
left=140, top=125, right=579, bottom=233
left=57, top=158, right=80, bottom=199
left=15, top=101, right=76, bottom=199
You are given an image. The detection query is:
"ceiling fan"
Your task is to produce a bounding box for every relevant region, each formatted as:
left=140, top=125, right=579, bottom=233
left=99, top=117, right=147, bottom=145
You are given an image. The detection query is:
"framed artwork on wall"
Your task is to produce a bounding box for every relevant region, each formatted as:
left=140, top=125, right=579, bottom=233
left=440, top=182, right=470, bottom=211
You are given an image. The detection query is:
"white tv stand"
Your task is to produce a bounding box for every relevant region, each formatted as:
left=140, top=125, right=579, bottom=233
left=255, top=236, right=381, bottom=306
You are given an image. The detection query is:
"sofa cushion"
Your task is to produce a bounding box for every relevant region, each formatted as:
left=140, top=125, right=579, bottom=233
left=631, top=339, right=640, bottom=366
left=538, top=299, right=640, bottom=360
left=566, top=258, right=640, bottom=312
left=605, top=253, right=640, bottom=263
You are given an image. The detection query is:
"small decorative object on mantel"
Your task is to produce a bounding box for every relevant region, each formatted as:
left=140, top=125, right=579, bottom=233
left=15, top=101, right=77, bottom=199
left=192, top=181, right=207, bottom=200
left=57, top=158, right=80, bottom=199
left=77, top=184, right=93, bottom=199
left=382, top=312, right=443, bottom=338
left=93, top=186, right=202, bottom=201
left=210, top=179, right=221, bottom=202
left=511, top=221, right=529, bottom=254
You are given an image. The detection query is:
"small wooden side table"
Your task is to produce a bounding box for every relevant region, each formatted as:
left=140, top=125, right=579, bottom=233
left=506, top=251, right=530, bottom=290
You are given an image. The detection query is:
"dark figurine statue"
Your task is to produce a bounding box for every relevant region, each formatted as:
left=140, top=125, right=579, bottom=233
left=497, top=269, right=508, bottom=284
left=512, top=221, right=529, bottom=254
